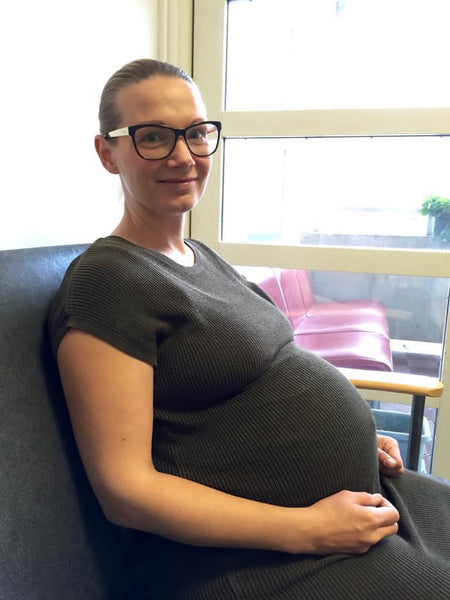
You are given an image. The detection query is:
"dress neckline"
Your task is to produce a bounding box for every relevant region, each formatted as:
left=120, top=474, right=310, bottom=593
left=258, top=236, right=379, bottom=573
left=103, top=235, right=200, bottom=271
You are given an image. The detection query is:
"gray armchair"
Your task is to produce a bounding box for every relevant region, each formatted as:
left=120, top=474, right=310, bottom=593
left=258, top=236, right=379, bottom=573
left=0, top=245, right=136, bottom=599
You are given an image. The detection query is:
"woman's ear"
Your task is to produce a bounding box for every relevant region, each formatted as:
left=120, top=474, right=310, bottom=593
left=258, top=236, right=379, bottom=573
left=94, top=135, right=119, bottom=174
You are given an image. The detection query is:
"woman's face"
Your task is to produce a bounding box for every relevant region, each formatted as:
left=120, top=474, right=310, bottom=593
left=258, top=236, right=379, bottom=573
left=97, top=76, right=212, bottom=221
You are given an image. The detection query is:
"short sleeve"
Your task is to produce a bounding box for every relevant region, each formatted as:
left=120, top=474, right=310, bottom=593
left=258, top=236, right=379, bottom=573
left=48, top=242, right=162, bottom=366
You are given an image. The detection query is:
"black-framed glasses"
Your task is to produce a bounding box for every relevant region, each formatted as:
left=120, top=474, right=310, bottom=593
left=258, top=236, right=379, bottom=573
left=105, top=120, right=222, bottom=160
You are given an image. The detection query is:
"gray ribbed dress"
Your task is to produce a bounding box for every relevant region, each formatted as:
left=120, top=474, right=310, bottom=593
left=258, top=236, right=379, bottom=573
left=48, top=236, right=450, bottom=599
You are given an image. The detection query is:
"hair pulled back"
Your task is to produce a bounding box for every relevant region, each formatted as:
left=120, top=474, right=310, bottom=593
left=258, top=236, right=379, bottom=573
left=98, top=58, right=193, bottom=136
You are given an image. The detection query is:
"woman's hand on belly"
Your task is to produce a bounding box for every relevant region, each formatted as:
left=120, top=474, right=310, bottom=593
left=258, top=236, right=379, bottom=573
left=294, top=490, right=399, bottom=555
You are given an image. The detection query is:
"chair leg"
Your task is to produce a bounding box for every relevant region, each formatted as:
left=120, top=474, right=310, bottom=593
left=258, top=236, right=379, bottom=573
left=406, top=394, right=425, bottom=471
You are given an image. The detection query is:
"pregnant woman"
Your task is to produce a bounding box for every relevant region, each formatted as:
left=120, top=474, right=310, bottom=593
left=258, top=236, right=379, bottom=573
left=48, top=58, right=450, bottom=599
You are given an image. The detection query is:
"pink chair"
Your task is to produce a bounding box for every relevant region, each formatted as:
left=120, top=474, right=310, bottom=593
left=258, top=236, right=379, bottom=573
left=241, top=267, right=393, bottom=372
left=279, top=269, right=390, bottom=337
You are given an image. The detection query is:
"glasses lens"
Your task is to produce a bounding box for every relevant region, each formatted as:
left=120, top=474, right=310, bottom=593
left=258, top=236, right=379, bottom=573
left=134, top=126, right=175, bottom=159
left=186, top=122, right=219, bottom=156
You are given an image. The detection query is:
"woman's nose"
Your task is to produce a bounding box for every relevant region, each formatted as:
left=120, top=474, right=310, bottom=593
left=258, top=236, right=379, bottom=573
left=167, top=136, right=195, bottom=166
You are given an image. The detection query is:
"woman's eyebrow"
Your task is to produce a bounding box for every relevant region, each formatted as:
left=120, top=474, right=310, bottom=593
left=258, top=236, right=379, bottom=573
left=134, top=118, right=207, bottom=127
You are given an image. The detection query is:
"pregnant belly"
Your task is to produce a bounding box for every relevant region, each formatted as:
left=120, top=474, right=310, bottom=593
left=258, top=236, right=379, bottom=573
left=154, top=343, right=381, bottom=507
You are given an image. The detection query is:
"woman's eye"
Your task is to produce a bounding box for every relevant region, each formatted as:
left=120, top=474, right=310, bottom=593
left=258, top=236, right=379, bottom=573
left=188, top=127, right=207, bottom=141
left=142, top=132, right=162, bottom=144
left=136, top=128, right=172, bottom=148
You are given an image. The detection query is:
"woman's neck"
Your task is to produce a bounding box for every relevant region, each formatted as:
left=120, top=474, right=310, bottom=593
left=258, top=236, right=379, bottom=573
left=111, top=212, right=194, bottom=266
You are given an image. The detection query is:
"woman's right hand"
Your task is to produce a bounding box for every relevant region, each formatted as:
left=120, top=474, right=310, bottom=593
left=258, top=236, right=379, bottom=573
left=291, top=490, right=399, bottom=555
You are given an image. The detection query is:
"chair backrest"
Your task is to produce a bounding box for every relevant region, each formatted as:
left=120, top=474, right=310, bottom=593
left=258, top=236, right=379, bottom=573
left=279, top=269, right=315, bottom=320
left=0, top=244, right=135, bottom=599
left=237, top=267, right=316, bottom=329
left=237, top=266, right=289, bottom=316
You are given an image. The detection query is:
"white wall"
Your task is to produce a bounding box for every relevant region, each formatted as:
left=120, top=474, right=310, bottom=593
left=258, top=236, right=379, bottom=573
left=0, top=0, right=160, bottom=250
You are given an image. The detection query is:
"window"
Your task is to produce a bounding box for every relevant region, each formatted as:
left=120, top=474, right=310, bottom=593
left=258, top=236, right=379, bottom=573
left=226, top=0, right=450, bottom=111
left=223, top=136, right=450, bottom=249
left=192, top=0, right=450, bottom=477
left=220, top=0, right=450, bottom=250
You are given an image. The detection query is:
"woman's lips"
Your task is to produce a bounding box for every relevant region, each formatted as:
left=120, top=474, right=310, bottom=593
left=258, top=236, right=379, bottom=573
left=158, top=177, right=197, bottom=185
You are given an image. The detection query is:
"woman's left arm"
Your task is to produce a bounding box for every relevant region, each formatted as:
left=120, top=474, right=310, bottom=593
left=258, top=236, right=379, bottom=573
left=377, top=435, right=405, bottom=477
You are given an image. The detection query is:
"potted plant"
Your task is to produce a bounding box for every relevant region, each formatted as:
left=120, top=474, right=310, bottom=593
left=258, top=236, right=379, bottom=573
left=420, top=195, right=450, bottom=241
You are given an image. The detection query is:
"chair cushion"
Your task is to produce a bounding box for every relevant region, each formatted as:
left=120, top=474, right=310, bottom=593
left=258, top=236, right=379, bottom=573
left=293, top=309, right=390, bottom=337
left=294, top=330, right=393, bottom=371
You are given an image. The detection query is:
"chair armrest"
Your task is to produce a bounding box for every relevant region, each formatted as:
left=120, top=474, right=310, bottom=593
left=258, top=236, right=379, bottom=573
left=339, top=367, right=443, bottom=471
left=338, top=367, right=444, bottom=398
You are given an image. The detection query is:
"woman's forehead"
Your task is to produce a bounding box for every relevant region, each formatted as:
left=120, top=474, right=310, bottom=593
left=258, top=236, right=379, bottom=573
left=115, top=76, right=207, bottom=125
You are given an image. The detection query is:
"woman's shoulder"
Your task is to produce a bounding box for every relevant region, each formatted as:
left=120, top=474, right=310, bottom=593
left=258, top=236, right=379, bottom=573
left=75, top=235, right=150, bottom=270
left=51, top=236, right=159, bottom=319
left=48, top=236, right=161, bottom=364
left=187, top=238, right=221, bottom=261
left=66, top=236, right=167, bottom=287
